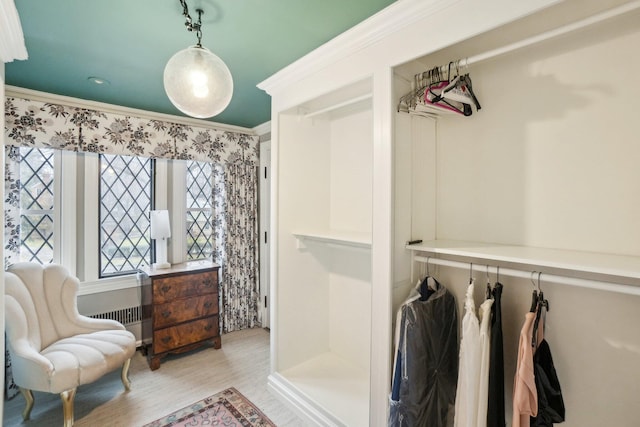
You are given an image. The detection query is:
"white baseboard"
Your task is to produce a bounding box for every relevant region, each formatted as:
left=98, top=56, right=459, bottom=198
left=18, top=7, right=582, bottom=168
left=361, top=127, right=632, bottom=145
left=267, top=372, right=345, bottom=427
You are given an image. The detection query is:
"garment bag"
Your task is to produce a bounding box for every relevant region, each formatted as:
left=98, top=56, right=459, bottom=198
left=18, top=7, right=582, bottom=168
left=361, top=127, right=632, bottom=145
left=389, top=276, right=459, bottom=427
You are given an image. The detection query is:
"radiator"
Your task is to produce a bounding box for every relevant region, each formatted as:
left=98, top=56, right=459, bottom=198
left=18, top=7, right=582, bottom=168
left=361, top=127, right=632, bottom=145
left=89, top=306, right=141, bottom=325
left=89, top=306, right=143, bottom=345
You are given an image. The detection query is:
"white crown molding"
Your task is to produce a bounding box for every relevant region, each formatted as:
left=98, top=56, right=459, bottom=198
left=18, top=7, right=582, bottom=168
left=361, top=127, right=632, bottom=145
left=253, top=120, right=271, bottom=137
left=5, top=85, right=256, bottom=135
left=0, top=0, right=28, bottom=63
left=257, top=0, right=459, bottom=95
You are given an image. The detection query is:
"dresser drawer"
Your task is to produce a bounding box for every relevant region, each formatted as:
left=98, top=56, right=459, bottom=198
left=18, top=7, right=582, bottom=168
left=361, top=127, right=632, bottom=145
left=153, top=270, right=217, bottom=303
left=153, top=316, right=218, bottom=354
left=153, top=294, right=218, bottom=329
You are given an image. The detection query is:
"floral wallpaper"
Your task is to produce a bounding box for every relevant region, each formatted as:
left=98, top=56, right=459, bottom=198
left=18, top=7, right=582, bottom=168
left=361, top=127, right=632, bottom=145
left=3, top=96, right=261, bottom=396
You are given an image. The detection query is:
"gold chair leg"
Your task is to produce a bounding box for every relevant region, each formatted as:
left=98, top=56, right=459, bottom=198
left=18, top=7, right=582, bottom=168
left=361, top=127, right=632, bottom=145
left=121, top=358, right=132, bottom=391
left=19, top=387, right=34, bottom=421
left=60, top=388, right=76, bottom=427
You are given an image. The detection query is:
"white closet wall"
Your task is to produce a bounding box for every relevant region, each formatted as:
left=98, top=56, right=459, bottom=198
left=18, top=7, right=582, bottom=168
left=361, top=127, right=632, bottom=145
left=433, top=16, right=640, bottom=255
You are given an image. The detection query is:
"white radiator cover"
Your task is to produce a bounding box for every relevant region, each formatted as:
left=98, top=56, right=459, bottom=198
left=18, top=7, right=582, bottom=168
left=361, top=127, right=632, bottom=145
left=79, top=286, right=144, bottom=345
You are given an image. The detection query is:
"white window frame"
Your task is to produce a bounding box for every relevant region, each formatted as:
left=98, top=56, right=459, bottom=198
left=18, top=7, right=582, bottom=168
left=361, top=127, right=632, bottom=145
left=169, top=159, right=187, bottom=264
left=17, top=148, right=75, bottom=270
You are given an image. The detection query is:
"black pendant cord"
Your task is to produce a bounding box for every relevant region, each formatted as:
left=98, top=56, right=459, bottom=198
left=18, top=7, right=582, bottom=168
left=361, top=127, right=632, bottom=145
left=178, top=0, right=204, bottom=47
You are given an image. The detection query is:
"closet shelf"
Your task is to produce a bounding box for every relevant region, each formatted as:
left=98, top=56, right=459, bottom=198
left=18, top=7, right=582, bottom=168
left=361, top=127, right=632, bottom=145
left=406, top=240, right=640, bottom=281
left=294, top=231, right=371, bottom=249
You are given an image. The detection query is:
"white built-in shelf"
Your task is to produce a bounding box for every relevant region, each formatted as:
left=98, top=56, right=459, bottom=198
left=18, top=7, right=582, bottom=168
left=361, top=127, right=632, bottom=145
left=274, top=352, right=370, bottom=427
left=294, top=231, right=371, bottom=249
left=406, top=240, right=640, bottom=281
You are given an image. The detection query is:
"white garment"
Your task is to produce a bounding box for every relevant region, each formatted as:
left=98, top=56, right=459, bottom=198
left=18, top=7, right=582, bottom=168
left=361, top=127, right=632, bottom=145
left=454, top=281, right=481, bottom=427
left=476, top=297, right=493, bottom=427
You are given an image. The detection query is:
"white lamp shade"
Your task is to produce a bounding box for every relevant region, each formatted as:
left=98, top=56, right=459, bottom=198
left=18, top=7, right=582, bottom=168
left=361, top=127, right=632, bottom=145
left=163, top=45, right=233, bottom=119
left=150, top=210, right=171, bottom=239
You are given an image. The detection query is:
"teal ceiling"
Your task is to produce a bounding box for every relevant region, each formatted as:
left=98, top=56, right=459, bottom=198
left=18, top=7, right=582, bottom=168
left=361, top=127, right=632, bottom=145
left=6, top=0, right=396, bottom=128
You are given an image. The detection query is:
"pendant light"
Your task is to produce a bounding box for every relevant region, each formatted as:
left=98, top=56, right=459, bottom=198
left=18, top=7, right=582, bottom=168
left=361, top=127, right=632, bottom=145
left=163, top=0, right=233, bottom=119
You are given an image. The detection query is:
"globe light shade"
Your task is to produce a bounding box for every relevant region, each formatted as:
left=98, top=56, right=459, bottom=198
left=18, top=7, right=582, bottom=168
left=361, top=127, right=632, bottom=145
left=163, top=45, right=233, bottom=119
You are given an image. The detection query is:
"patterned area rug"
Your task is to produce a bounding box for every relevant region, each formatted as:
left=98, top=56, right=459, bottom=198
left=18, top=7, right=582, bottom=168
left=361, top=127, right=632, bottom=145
left=142, top=387, right=276, bottom=427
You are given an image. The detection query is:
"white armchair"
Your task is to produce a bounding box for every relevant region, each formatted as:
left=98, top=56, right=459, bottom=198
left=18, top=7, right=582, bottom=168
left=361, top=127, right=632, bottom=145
left=4, top=262, right=136, bottom=427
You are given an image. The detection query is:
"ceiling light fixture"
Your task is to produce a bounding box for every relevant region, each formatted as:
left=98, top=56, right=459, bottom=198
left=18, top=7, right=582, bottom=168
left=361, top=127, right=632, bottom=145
left=163, top=0, right=233, bottom=119
left=88, top=76, right=110, bottom=85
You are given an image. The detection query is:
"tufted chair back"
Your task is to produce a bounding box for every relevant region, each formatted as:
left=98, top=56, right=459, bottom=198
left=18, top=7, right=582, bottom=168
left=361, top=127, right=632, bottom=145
left=5, top=262, right=86, bottom=352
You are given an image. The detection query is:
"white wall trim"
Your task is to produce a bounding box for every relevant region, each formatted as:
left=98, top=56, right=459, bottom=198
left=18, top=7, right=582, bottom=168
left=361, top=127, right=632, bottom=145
left=257, top=0, right=459, bottom=95
left=0, top=0, right=28, bottom=63
left=4, top=85, right=256, bottom=135
left=169, top=160, right=187, bottom=265
left=82, top=154, right=100, bottom=282
left=78, top=274, right=139, bottom=296
left=253, top=120, right=271, bottom=137
left=59, top=150, right=77, bottom=275
left=267, top=374, right=343, bottom=427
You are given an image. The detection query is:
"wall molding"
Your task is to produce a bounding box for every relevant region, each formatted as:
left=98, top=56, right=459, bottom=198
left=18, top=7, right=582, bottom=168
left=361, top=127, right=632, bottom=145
left=0, top=0, right=28, bottom=63
left=253, top=120, right=271, bottom=137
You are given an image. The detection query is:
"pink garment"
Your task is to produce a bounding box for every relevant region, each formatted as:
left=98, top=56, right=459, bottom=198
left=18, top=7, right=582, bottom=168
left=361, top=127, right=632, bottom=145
left=512, top=312, right=537, bottom=427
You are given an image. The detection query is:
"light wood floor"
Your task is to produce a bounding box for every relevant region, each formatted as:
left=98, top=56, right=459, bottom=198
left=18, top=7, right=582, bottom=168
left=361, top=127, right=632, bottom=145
left=3, top=328, right=308, bottom=426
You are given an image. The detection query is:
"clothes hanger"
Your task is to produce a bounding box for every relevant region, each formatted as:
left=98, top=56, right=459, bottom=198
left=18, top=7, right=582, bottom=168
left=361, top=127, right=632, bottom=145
left=461, top=73, right=482, bottom=110
left=425, top=64, right=473, bottom=116
left=529, top=271, right=539, bottom=312
left=531, top=272, right=552, bottom=349
left=485, top=265, right=492, bottom=299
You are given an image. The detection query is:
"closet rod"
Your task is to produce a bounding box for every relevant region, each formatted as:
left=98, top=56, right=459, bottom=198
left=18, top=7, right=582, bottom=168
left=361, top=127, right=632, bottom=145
left=413, top=255, right=640, bottom=297
left=431, top=0, right=640, bottom=74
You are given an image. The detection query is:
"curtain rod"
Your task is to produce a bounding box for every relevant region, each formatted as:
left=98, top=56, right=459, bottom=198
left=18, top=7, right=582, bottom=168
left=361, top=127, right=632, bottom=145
left=426, top=0, right=640, bottom=77
left=413, top=255, right=640, bottom=297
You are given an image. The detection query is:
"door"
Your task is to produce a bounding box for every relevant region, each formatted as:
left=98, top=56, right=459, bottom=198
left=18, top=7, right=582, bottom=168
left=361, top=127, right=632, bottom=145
left=259, top=141, right=271, bottom=328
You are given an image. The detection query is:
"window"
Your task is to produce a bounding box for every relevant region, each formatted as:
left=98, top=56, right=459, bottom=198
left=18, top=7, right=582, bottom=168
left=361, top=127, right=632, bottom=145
left=19, top=147, right=55, bottom=264
left=186, top=160, right=213, bottom=260
left=99, top=154, right=153, bottom=277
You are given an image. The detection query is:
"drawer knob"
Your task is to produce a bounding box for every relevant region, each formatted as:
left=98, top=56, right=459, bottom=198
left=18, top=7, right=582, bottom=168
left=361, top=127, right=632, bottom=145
left=161, top=336, right=171, bottom=344
left=161, top=285, right=171, bottom=293
left=204, top=301, right=212, bottom=309
left=162, top=310, right=171, bottom=318
left=204, top=324, right=213, bottom=331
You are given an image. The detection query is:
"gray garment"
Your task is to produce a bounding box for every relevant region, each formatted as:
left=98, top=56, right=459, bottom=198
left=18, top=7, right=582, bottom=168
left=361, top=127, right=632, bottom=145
left=389, top=277, right=459, bottom=427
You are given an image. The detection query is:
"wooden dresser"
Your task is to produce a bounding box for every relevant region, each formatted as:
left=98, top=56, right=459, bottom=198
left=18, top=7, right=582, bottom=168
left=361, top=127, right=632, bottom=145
left=139, top=261, right=221, bottom=370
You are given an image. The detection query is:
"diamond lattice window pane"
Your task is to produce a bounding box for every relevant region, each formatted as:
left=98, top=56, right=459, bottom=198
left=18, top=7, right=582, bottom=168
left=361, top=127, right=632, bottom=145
left=19, top=148, right=54, bottom=264
left=100, top=154, right=152, bottom=276
left=186, top=161, right=213, bottom=260
left=20, top=214, right=54, bottom=263
left=187, top=210, right=213, bottom=260
left=186, top=161, right=212, bottom=209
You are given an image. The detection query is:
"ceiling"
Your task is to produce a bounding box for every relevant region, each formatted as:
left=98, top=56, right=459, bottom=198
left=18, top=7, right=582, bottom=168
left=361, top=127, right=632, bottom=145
left=6, top=0, right=396, bottom=129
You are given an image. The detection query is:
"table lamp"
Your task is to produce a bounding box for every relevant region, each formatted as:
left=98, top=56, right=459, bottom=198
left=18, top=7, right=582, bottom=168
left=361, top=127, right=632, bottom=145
left=150, top=210, right=171, bottom=269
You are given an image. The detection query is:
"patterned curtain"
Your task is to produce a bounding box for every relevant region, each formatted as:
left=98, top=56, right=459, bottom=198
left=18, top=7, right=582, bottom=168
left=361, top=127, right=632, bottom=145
left=213, top=161, right=260, bottom=332
left=3, top=96, right=261, bottom=348
left=4, top=146, right=20, bottom=267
